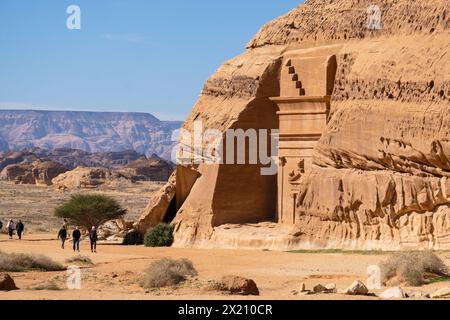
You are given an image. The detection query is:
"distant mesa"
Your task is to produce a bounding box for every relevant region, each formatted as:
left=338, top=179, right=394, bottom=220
left=0, top=110, right=182, bottom=160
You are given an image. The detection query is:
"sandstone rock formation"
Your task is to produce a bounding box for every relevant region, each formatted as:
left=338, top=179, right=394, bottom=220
left=116, top=157, right=174, bottom=182
left=97, top=219, right=134, bottom=241
left=0, top=148, right=174, bottom=187
left=138, top=0, right=450, bottom=250
left=51, top=167, right=119, bottom=190
left=52, top=158, right=173, bottom=190
left=137, top=172, right=176, bottom=233
left=0, top=110, right=181, bottom=160
left=0, top=160, right=68, bottom=186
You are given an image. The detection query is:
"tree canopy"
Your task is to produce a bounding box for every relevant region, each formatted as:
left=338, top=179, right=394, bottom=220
left=54, top=194, right=127, bottom=230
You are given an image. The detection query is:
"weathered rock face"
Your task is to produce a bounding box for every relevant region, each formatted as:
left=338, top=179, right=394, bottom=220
left=139, top=0, right=450, bottom=250
left=0, top=160, right=68, bottom=186
left=137, top=172, right=176, bottom=233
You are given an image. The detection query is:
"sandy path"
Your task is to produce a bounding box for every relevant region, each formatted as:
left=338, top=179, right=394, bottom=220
left=1, top=234, right=449, bottom=300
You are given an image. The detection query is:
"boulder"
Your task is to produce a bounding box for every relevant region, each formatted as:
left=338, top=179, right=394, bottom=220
left=430, top=287, right=450, bottom=299
left=344, top=281, right=369, bottom=296
left=379, top=287, right=405, bottom=299
left=216, top=275, right=260, bottom=296
left=313, top=284, right=327, bottom=293
left=0, top=273, right=19, bottom=291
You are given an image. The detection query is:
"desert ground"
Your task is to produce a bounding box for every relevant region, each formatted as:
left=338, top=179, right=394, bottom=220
left=0, top=181, right=162, bottom=233
left=1, top=233, right=450, bottom=300
left=2, top=181, right=450, bottom=300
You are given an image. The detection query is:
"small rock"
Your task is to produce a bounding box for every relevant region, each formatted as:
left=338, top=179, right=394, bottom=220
left=430, top=287, right=450, bottom=299
left=313, top=284, right=327, bottom=293
left=344, top=280, right=369, bottom=296
left=379, top=287, right=405, bottom=299
left=0, top=274, right=19, bottom=291
left=216, top=275, right=259, bottom=296
left=325, top=283, right=337, bottom=293
left=291, top=290, right=299, bottom=296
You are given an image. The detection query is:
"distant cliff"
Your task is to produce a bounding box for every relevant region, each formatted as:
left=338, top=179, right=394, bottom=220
left=0, top=110, right=182, bottom=160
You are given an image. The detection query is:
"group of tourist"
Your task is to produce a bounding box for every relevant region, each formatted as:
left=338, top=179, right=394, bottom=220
left=57, top=224, right=98, bottom=253
left=1, top=219, right=98, bottom=253
left=0, top=219, right=25, bottom=240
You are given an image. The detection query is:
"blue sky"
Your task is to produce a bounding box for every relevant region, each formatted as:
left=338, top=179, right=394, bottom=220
left=0, top=0, right=302, bottom=120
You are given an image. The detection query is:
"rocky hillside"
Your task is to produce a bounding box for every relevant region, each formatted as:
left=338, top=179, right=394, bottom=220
left=139, top=0, right=450, bottom=250
left=0, top=148, right=174, bottom=186
left=0, top=110, right=181, bottom=160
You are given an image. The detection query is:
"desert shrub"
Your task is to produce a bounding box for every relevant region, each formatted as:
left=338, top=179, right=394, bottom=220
left=141, top=258, right=198, bottom=289
left=29, top=280, right=62, bottom=291
left=381, top=251, right=449, bottom=286
left=65, top=255, right=93, bottom=265
left=122, top=230, right=143, bottom=246
left=0, top=250, right=65, bottom=272
left=54, top=194, right=127, bottom=231
left=144, top=223, right=174, bottom=247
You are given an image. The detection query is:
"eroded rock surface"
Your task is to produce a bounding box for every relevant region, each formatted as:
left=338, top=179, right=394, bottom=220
left=0, top=160, right=68, bottom=186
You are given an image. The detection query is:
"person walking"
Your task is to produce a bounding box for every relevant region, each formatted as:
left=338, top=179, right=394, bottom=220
left=6, top=220, right=15, bottom=239
left=89, top=226, right=98, bottom=253
left=16, top=220, right=24, bottom=240
left=72, top=227, right=81, bottom=252
left=58, top=225, right=68, bottom=249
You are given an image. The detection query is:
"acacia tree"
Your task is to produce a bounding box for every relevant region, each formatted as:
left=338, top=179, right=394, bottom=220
left=54, top=194, right=127, bottom=230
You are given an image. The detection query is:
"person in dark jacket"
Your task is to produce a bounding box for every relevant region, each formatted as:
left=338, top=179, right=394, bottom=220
left=89, top=226, right=98, bottom=253
left=16, top=220, right=24, bottom=240
left=58, top=226, right=68, bottom=249
left=72, top=227, right=81, bottom=252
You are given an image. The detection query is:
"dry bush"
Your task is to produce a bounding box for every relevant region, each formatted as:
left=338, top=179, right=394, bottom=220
left=0, top=250, right=65, bottom=272
left=65, top=255, right=93, bottom=265
left=141, top=258, right=198, bottom=289
left=29, top=280, right=63, bottom=291
left=381, top=251, right=449, bottom=286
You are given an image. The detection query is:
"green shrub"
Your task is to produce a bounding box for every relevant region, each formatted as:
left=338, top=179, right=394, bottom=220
left=381, top=251, right=449, bottom=286
left=140, top=258, right=197, bottom=288
left=144, top=223, right=174, bottom=247
left=0, top=250, right=65, bottom=272
left=122, top=230, right=143, bottom=246
left=54, top=194, right=127, bottom=231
